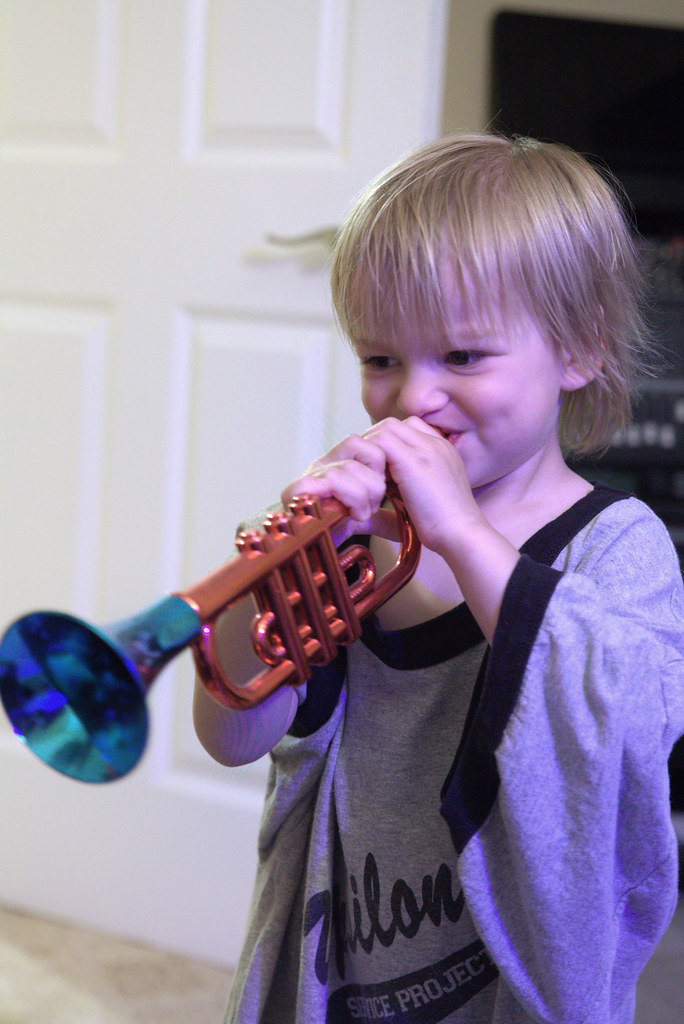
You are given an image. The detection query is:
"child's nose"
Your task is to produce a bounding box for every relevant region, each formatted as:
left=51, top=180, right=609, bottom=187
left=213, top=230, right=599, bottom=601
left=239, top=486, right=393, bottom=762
left=396, top=367, right=448, bottom=419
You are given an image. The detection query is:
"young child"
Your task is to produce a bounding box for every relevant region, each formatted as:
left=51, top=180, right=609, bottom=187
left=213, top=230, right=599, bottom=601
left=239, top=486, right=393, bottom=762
left=194, top=133, right=684, bottom=1024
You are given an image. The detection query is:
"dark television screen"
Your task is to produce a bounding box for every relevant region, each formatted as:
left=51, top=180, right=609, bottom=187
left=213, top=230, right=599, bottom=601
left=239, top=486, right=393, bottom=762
left=490, top=11, right=684, bottom=184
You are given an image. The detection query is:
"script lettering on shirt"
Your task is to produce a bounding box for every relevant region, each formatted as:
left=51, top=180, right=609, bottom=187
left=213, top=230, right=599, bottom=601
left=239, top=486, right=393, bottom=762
left=304, top=851, right=465, bottom=985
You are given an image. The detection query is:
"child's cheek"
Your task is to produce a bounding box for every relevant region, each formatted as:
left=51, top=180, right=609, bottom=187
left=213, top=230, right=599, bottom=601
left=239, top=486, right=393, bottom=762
left=360, top=383, right=383, bottom=422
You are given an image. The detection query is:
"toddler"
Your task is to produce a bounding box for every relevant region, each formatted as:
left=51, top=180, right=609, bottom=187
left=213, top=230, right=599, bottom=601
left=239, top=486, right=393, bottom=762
left=195, top=133, right=684, bottom=1024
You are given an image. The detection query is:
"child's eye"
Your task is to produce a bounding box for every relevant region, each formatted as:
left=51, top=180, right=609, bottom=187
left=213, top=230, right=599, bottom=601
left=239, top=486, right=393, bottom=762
left=361, top=355, right=398, bottom=370
left=445, top=350, right=483, bottom=367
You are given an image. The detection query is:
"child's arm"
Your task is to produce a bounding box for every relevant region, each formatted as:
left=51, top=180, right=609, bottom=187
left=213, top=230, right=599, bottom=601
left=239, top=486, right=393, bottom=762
left=192, top=431, right=384, bottom=767
left=192, top=593, right=305, bottom=766
left=193, top=678, right=302, bottom=767
left=282, top=416, right=521, bottom=644
left=194, top=416, right=508, bottom=764
left=365, top=416, right=520, bottom=644
left=446, top=498, right=684, bottom=1021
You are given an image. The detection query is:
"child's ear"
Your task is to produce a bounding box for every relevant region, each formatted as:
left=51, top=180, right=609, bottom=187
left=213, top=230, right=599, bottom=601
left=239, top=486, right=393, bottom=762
left=559, top=348, right=599, bottom=393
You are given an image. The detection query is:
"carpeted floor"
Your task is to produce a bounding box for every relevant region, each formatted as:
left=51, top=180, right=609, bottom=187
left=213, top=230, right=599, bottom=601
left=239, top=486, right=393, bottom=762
left=0, top=905, right=233, bottom=1024
left=0, top=899, right=683, bottom=1022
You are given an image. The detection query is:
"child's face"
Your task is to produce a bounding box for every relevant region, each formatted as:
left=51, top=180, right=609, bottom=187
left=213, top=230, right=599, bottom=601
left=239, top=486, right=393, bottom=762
left=353, top=292, right=584, bottom=497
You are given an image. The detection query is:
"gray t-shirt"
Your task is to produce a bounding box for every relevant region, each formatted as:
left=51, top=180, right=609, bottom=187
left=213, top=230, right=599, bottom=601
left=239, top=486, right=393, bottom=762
left=224, top=487, right=684, bottom=1024
left=229, top=601, right=496, bottom=1024
left=319, top=636, right=496, bottom=1021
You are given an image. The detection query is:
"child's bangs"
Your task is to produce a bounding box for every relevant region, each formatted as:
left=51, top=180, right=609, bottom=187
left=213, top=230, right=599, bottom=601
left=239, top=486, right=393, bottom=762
left=333, top=221, right=446, bottom=348
left=334, top=221, right=505, bottom=350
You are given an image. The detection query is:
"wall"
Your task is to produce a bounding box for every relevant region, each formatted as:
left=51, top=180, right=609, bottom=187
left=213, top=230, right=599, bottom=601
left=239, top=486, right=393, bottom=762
left=442, top=0, right=684, bottom=133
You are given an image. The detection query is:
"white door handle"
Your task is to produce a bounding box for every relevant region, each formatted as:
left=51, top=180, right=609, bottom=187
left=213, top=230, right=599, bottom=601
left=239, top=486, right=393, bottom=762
left=244, top=227, right=338, bottom=270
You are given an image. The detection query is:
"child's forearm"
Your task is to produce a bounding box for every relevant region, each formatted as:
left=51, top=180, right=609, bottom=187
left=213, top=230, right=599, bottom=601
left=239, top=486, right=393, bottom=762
left=191, top=593, right=301, bottom=765
left=438, top=518, right=521, bottom=646
left=193, top=679, right=300, bottom=766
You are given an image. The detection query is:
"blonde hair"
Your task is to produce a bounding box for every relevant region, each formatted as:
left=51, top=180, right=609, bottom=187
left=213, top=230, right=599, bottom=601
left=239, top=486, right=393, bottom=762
left=331, top=133, right=654, bottom=456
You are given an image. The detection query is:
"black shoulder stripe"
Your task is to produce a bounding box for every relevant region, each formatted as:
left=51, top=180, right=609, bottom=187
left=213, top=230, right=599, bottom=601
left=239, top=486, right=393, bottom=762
left=520, top=481, right=630, bottom=563
left=289, top=650, right=347, bottom=738
left=441, top=558, right=562, bottom=853
left=441, top=483, right=632, bottom=854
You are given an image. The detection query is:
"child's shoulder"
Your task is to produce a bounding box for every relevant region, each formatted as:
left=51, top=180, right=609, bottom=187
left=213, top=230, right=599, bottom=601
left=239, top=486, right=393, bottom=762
left=557, top=485, right=680, bottom=582
left=580, top=485, right=671, bottom=542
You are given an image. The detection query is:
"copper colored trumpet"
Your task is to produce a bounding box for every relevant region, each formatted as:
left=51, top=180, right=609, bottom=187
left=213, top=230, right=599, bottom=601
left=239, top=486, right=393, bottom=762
left=0, top=482, right=419, bottom=783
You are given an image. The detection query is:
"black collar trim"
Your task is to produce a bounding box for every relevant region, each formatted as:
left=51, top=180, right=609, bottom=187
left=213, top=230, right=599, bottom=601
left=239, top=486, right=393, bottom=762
left=358, top=483, right=630, bottom=670
left=440, top=482, right=631, bottom=853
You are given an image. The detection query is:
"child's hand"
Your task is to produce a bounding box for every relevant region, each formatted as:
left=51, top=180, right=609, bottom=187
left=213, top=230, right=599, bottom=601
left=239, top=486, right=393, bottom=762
left=362, top=416, right=483, bottom=554
left=282, top=418, right=519, bottom=643
left=280, top=433, right=394, bottom=545
left=281, top=417, right=480, bottom=551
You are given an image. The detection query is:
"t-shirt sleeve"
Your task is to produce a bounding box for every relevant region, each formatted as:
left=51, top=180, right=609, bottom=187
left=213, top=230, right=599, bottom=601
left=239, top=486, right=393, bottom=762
left=442, top=501, right=684, bottom=1022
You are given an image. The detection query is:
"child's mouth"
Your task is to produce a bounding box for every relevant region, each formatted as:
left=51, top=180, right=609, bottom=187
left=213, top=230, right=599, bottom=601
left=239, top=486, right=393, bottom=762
left=438, top=428, right=462, bottom=444
left=425, top=422, right=463, bottom=445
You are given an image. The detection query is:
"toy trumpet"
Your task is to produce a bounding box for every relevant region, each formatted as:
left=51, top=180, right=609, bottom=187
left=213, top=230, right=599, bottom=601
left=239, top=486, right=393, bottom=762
left=0, top=482, right=419, bottom=784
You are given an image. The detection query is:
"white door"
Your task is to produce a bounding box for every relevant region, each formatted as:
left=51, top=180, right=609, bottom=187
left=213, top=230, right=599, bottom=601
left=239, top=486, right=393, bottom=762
left=0, top=0, right=447, bottom=965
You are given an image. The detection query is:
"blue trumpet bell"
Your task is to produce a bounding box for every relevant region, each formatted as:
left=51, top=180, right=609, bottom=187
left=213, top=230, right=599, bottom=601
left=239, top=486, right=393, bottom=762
left=0, top=596, right=201, bottom=783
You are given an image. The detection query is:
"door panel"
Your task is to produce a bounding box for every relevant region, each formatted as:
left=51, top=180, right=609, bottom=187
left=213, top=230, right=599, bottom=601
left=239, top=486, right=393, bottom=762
left=0, top=0, right=447, bottom=964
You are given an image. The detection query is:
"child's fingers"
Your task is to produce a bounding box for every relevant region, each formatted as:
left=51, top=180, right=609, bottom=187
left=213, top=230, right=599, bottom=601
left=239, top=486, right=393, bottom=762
left=364, top=416, right=442, bottom=450
left=363, top=418, right=451, bottom=479
left=281, top=455, right=387, bottom=522
left=279, top=430, right=408, bottom=545
left=281, top=434, right=385, bottom=500
left=358, top=416, right=477, bottom=551
left=308, top=432, right=386, bottom=475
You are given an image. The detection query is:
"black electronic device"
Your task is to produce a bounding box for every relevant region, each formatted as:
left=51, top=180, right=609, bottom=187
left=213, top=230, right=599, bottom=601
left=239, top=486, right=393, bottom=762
left=490, top=9, right=684, bottom=821
left=490, top=9, right=684, bottom=562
